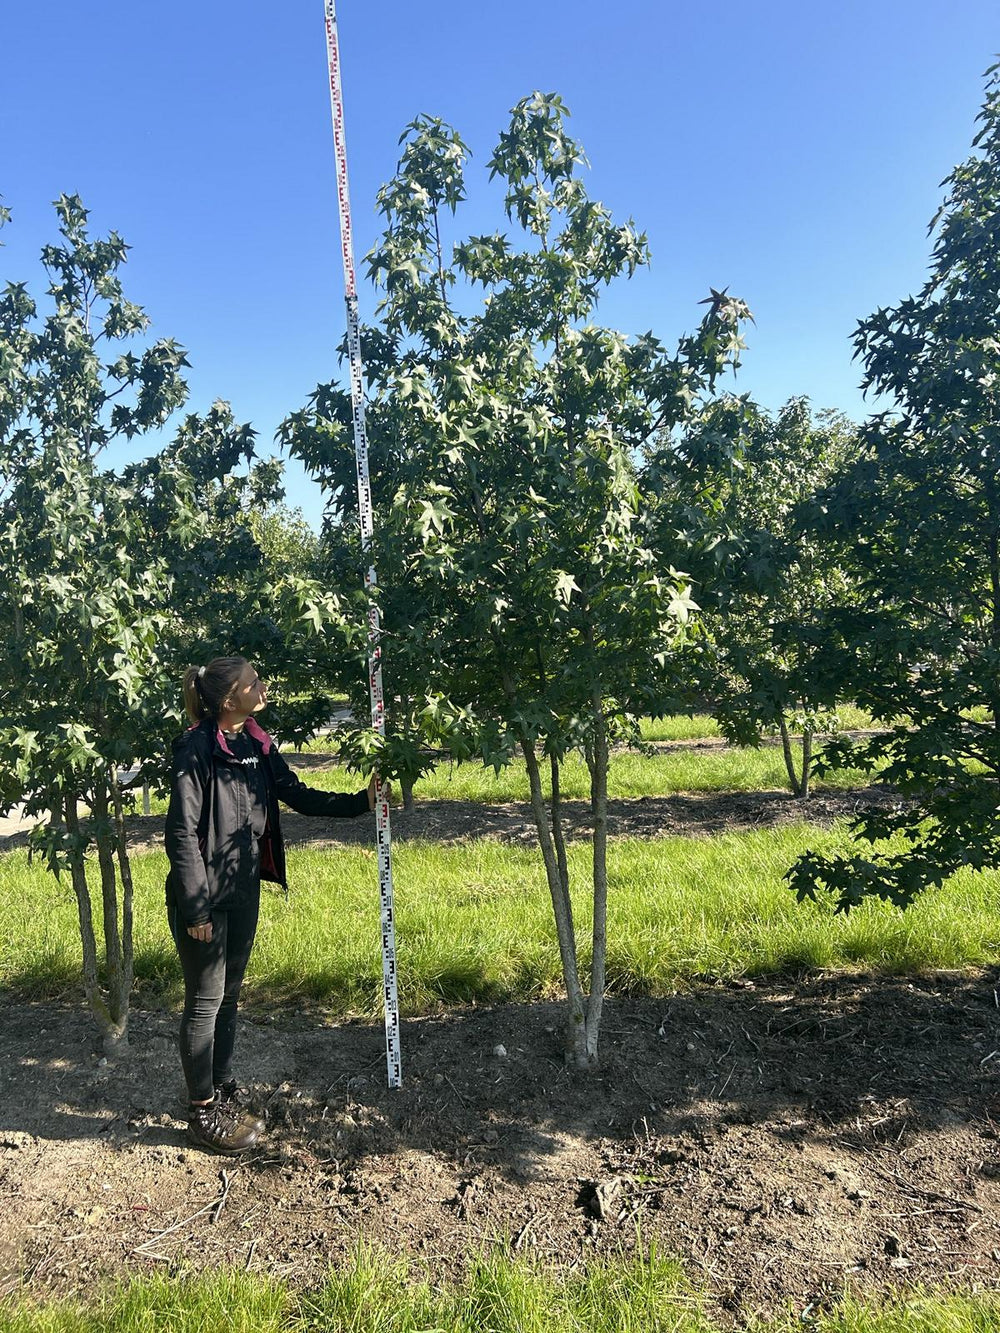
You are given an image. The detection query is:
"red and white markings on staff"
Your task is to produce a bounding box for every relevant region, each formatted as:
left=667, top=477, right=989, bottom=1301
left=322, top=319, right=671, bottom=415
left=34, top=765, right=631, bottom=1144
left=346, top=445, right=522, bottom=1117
left=323, top=0, right=402, bottom=1089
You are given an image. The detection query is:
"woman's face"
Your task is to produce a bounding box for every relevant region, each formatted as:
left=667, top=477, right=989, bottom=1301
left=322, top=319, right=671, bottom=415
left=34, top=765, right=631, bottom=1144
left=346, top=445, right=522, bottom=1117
left=226, top=663, right=268, bottom=716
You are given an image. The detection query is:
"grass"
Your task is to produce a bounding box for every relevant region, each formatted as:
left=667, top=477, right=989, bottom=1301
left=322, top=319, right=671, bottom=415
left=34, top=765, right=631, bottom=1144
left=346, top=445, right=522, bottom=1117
left=3, top=824, right=999, bottom=1015
left=638, top=713, right=722, bottom=742
left=401, top=743, right=874, bottom=803
left=140, top=743, right=875, bottom=816
left=2, top=1247, right=1000, bottom=1332
left=135, top=709, right=882, bottom=816
left=637, top=704, right=878, bottom=744
left=291, top=706, right=880, bottom=751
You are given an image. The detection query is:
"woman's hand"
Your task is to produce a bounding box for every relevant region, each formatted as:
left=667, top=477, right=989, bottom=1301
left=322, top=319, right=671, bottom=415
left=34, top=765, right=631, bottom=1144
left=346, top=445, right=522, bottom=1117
left=187, top=921, right=213, bottom=943
left=367, top=774, right=393, bottom=810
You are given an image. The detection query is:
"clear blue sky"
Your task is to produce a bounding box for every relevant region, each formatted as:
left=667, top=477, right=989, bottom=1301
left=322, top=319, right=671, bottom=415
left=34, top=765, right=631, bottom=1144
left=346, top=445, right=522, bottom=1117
left=3, top=1, right=996, bottom=526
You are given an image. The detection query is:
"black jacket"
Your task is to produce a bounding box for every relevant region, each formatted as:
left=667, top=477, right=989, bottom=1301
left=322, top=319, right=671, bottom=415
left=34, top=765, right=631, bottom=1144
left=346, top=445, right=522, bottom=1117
left=164, top=716, right=369, bottom=926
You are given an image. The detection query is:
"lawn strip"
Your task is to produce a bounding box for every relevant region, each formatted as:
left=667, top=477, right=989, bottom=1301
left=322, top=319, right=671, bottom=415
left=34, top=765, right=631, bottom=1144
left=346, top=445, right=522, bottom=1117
left=2, top=1120, right=1000, bottom=1330
left=122, top=733, right=879, bottom=818
left=1, top=827, right=998, bottom=1014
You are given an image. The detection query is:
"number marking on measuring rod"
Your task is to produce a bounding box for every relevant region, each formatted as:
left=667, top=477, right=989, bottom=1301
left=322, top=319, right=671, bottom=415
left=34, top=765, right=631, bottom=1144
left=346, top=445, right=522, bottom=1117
left=323, top=0, right=401, bottom=1089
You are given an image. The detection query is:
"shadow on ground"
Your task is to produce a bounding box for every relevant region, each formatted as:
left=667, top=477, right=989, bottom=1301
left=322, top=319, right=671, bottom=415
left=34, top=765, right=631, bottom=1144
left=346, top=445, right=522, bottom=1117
left=2, top=971, right=1000, bottom=1320
left=0, top=784, right=903, bottom=857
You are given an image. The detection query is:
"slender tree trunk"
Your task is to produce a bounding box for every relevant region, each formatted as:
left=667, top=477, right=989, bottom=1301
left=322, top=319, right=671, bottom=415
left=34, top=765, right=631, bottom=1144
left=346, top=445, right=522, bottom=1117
left=90, top=774, right=128, bottom=1051
left=585, top=692, right=609, bottom=1068
left=110, top=770, right=135, bottom=1004
left=988, top=522, right=1000, bottom=741
left=778, top=716, right=803, bottom=797
left=401, top=777, right=415, bottom=811
left=521, top=741, right=588, bottom=1066
left=64, top=794, right=115, bottom=1039
left=549, top=754, right=570, bottom=914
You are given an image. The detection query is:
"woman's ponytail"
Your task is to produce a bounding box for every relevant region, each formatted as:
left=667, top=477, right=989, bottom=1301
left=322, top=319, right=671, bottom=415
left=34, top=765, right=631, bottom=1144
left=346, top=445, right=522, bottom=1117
left=182, top=666, right=206, bottom=724
left=182, top=658, right=248, bottom=725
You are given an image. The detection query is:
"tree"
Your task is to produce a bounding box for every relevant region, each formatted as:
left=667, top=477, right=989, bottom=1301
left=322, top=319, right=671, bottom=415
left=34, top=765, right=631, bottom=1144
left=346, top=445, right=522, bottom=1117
left=125, top=426, right=348, bottom=753
left=287, top=99, right=751, bottom=1067
left=279, top=371, right=440, bottom=802
left=649, top=395, right=860, bottom=796
left=787, top=64, right=1000, bottom=910
left=0, top=197, right=262, bottom=1048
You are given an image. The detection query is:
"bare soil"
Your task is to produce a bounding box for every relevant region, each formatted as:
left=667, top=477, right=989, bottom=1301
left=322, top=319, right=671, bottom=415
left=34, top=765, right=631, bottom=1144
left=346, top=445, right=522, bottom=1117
left=3, top=971, right=1000, bottom=1324
left=4, top=769, right=993, bottom=1327
left=280, top=782, right=903, bottom=851
left=0, top=783, right=903, bottom=859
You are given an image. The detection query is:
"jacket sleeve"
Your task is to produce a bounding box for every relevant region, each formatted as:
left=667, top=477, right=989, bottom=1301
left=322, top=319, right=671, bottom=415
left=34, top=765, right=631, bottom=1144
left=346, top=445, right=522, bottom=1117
left=164, top=738, right=213, bottom=926
left=268, top=747, right=370, bottom=818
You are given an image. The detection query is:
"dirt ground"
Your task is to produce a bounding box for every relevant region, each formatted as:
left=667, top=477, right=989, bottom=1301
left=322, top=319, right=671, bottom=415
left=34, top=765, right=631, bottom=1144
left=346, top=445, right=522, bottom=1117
left=0, top=782, right=904, bottom=860
left=4, top=972, right=1000, bottom=1323
left=4, top=774, right=998, bottom=1326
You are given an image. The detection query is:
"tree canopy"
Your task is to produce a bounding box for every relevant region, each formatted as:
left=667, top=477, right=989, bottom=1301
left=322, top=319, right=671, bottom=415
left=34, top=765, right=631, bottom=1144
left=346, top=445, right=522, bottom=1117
left=788, top=63, right=1000, bottom=910
left=285, top=96, right=751, bottom=1066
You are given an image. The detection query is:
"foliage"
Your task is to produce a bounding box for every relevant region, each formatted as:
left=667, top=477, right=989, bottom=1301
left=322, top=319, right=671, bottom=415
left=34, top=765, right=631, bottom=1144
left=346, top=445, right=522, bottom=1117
left=278, top=374, right=440, bottom=800
left=649, top=395, right=861, bottom=795
left=284, top=96, right=750, bottom=1066
left=127, top=430, right=346, bottom=753
left=787, top=64, right=1000, bottom=910
left=0, top=197, right=277, bottom=1044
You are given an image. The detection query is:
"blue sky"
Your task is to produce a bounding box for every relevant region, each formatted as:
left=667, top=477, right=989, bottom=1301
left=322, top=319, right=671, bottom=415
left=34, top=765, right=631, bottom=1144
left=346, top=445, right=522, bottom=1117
left=3, top=1, right=996, bottom=526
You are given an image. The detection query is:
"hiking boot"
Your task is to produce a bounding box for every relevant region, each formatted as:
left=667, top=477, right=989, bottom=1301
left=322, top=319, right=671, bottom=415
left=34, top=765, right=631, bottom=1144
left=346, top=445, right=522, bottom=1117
left=187, top=1095, right=260, bottom=1154
left=216, top=1080, right=266, bottom=1136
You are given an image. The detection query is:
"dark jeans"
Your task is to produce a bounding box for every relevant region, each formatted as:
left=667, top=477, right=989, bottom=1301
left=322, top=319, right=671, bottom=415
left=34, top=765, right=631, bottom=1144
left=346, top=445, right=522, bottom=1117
left=167, top=894, right=260, bottom=1103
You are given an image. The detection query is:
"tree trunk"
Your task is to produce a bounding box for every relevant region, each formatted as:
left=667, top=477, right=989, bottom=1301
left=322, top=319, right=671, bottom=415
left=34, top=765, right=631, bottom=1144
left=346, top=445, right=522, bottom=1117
left=64, top=794, right=116, bottom=1043
left=584, top=692, right=609, bottom=1069
left=90, top=775, right=129, bottom=1051
left=987, top=523, right=1000, bottom=740
left=549, top=753, right=569, bottom=913
left=521, top=741, right=588, bottom=1067
left=401, top=776, right=415, bottom=811
left=778, top=716, right=804, bottom=797
left=111, top=770, right=135, bottom=1008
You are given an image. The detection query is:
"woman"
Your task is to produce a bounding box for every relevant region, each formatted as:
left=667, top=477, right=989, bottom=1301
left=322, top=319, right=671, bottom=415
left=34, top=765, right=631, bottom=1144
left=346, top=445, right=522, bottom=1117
left=165, top=656, right=376, bottom=1154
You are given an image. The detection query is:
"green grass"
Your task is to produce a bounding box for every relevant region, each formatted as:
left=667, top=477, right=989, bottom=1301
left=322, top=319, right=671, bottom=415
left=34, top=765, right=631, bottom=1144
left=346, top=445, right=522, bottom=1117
left=3, top=824, right=999, bottom=1015
left=141, top=741, right=875, bottom=816
left=395, top=744, right=874, bottom=803
left=2, top=1248, right=1000, bottom=1333
left=289, top=706, right=880, bottom=751
left=637, top=704, right=878, bottom=744
left=251, top=743, right=872, bottom=809
left=138, top=712, right=880, bottom=816
left=0, top=1268, right=291, bottom=1333
left=638, top=713, right=723, bottom=741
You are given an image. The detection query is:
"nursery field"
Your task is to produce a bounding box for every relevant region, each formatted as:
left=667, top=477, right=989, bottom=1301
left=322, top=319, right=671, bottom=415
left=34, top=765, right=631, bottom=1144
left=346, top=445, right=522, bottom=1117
left=2, top=724, right=1000, bottom=1331
left=8, top=17, right=1000, bottom=1325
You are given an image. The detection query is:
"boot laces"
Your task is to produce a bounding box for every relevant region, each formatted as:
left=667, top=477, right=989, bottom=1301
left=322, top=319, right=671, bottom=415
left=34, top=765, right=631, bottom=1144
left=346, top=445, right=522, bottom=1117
left=196, top=1098, right=241, bottom=1136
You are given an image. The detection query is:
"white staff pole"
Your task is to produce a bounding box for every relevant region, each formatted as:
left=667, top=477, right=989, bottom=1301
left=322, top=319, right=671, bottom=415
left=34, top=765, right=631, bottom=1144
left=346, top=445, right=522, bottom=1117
left=322, top=0, right=402, bottom=1089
